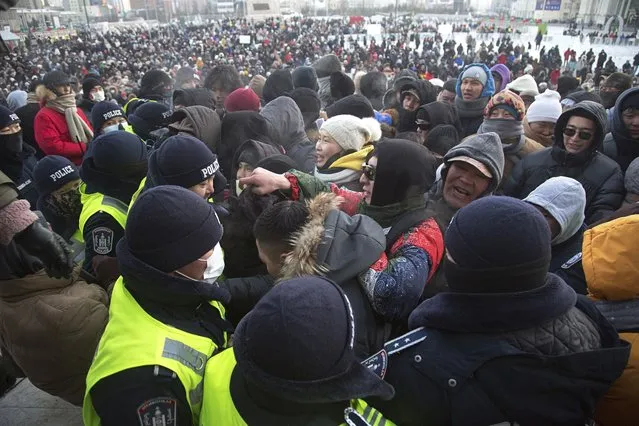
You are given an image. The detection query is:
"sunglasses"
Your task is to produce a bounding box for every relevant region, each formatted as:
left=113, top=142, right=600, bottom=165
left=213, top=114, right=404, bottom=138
left=415, top=120, right=430, bottom=131
left=361, top=163, right=376, bottom=180
left=563, top=127, right=593, bottom=141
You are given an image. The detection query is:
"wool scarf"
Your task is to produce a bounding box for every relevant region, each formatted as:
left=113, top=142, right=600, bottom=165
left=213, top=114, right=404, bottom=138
left=46, top=94, right=93, bottom=144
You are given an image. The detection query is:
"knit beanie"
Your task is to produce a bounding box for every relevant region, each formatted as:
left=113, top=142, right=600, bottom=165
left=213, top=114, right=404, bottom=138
left=262, top=70, right=294, bottom=104
left=325, top=94, right=374, bottom=119
left=526, top=90, right=562, bottom=123
left=82, top=78, right=100, bottom=99
left=330, top=72, right=355, bottom=101
left=43, top=70, right=71, bottom=92
left=506, top=74, right=539, bottom=97
left=320, top=115, right=381, bottom=152
left=460, top=65, right=488, bottom=87
left=445, top=196, right=551, bottom=293
left=128, top=101, right=172, bottom=140
left=427, top=124, right=460, bottom=156
left=312, top=54, right=342, bottom=79
left=443, top=132, right=505, bottom=193
left=557, top=75, right=580, bottom=98
left=292, top=66, right=319, bottom=91
left=224, top=87, right=260, bottom=113
left=150, top=134, right=220, bottom=189
left=140, top=69, right=172, bottom=95
left=290, top=87, right=321, bottom=129
left=249, top=75, right=267, bottom=99
left=0, top=105, right=19, bottom=129
left=91, top=101, right=125, bottom=133
left=484, top=90, right=526, bottom=121
left=360, top=72, right=388, bottom=110
left=33, top=155, right=79, bottom=196
left=83, top=131, right=148, bottom=172
left=124, top=185, right=223, bottom=272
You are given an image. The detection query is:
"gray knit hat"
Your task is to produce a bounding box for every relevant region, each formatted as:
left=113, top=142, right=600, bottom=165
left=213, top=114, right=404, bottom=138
left=460, top=65, right=488, bottom=87
left=312, top=54, right=343, bottom=79
left=443, top=132, right=505, bottom=193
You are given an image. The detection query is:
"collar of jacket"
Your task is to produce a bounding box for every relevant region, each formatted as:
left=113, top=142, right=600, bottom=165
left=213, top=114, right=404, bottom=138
left=408, top=273, right=577, bottom=333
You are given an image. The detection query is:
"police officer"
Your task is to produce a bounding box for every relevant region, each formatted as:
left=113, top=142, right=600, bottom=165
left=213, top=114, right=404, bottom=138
left=79, top=130, right=148, bottom=285
left=199, top=275, right=396, bottom=425
left=0, top=105, right=39, bottom=208
left=83, top=186, right=231, bottom=426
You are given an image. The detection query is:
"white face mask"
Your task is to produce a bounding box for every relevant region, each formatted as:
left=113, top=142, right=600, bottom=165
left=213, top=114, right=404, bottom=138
left=103, top=123, right=122, bottom=134
left=203, top=243, right=225, bottom=284
left=91, top=89, right=105, bottom=102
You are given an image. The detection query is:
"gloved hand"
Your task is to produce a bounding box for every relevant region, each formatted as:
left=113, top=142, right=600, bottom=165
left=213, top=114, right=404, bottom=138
left=14, top=221, right=73, bottom=279
left=91, top=255, right=120, bottom=288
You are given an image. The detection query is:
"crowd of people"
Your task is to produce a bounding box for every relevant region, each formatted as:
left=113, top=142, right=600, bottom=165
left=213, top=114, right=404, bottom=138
left=1, top=15, right=639, bottom=426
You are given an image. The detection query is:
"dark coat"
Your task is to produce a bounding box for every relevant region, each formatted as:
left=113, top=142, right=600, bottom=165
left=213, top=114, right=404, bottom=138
left=549, top=225, right=587, bottom=295
left=15, top=102, right=44, bottom=158
left=503, top=102, right=624, bottom=224
left=601, top=87, right=639, bottom=172
left=369, top=276, right=630, bottom=426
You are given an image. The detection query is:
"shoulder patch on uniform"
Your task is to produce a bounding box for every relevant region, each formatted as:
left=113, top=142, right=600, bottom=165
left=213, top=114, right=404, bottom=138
left=385, top=327, right=428, bottom=355
left=561, top=252, right=582, bottom=269
left=137, top=397, right=177, bottom=426
left=92, top=227, right=114, bottom=255
left=361, top=348, right=388, bottom=379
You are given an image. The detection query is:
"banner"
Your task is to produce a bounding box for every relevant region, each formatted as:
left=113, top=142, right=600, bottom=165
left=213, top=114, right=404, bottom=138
left=544, top=0, right=561, bottom=10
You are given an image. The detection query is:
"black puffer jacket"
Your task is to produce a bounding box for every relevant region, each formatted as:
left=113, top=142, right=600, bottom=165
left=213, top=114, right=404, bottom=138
left=602, top=87, right=639, bottom=172
left=503, top=101, right=624, bottom=224
left=369, top=275, right=630, bottom=426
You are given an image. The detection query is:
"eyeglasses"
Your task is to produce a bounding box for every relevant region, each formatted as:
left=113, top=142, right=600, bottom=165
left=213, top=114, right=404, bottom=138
left=563, top=127, right=593, bottom=141
left=361, top=163, right=376, bottom=180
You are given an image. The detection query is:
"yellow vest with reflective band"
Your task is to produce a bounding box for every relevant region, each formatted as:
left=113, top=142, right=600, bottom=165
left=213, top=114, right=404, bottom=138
left=128, top=177, right=146, bottom=211
left=70, top=228, right=85, bottom=264
left=83, top=277, right=227, bottom=426
left=199, top=349, right=394, bottom=426
left=78, top=183, right=129, bottom=243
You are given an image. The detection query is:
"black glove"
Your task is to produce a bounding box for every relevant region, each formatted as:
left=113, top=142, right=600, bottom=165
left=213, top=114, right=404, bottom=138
left=14, top=221, right=73, bottom=279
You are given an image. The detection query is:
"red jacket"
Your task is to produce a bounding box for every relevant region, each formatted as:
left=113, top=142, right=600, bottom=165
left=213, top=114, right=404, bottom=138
left=34, top=105, right=92, bottom=165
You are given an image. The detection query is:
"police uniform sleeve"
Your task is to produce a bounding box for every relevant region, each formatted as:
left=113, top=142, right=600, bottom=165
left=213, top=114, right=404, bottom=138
left=90, top=366, right=193, bottom=426
left=82, top=212, right=124, bottom=274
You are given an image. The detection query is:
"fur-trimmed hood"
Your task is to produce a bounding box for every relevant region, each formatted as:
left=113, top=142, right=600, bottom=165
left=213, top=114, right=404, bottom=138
left=36, top=85, right=60, bottom=104
left=279, top=192, right=385, bottom=284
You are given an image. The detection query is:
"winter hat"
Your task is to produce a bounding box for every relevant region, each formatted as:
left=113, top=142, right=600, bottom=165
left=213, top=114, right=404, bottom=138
left=460, top=65, right=488, bottom=87
left=312, top=54, right=343, bottom=79
left=445, top=196, right=552, bottom=293
left=232, top=275, right=395, bottom=403
left=427, top=124, right=460, bottom=156
left=490, top=64, right=511, bottom=92
left=175, top=66, right=198, bottom=87
left=320, top=115, right=381, bottom=152
left=149, top=134, right=226, bottom=191
left=325, top=94, right=374, bottom=119
left=6, top=90, right=27, bottom=111
left=124, top=185, right=223, bottom=272
left=249, top=75, right=267, bottom=99
left=484, top=90, right=526, bottom=121
left=392, top=69, right=418, bottom=92
left=33, top=155, right=79, bottom=196
left=290, top=87, right=321, bottom=129
left=262, top=69, right=294, bottom=104
left=139, top=69, right=172, bottom=96
left=524, top=176, right=586, bottom=246
left=443, top=79, right=457, bottom=93
left=224, top=88, right=260, bottom=113
left=557, top=75, right=580, bottom=98
left=506, top=74, right=539, bottom=98
left=91, top=101, right=125, bottom=133
left=82, top=78, right=100, bottom=99
left=0, top=105, right=19, bottom=129
left=526, top=90, right=562, bottom=123
left=443, top=132, right=505, bottom=194
left=128, top=101, right=172, bottom=140
left=292, top=66, right=319, bottom=91
left=564, top=90, right=603, bottom=107
left=256, top=154, right=298, bottom=174
left=360, top=72, right=388, bottom=110
left=330, top=72, right=355, bottom=101
left=43, top=70, right=71, bottom=92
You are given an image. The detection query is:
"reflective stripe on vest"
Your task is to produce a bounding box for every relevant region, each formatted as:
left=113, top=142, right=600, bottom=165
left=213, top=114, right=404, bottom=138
left=83, top=277, right=227, bottom=426
left=78, top=183, right=129, bottom=243
left=198, top=350, right=395, bottom=426
left=70, top=228, right=85, bottom=264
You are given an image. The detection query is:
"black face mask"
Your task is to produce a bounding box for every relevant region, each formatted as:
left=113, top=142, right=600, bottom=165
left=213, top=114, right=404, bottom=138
left=1, top=131, right=23, bottom=154
left=600, top=91, right=618, bottom=109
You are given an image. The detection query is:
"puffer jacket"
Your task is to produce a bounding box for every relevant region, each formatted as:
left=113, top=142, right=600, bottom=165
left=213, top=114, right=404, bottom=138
left=369, top=274, right=630, bottom=426
left=286, top=170, right=445, bottom=324
left=167, top=105, right=221, bottom=153
left=503, top=101, right=624, bottom=224
left=602, top=87, right=639, bottom=172
left=583, top=215, right=639, bottom=426
left=279, top=192, right=391, bottom=358
left=0, top=267, right=108, bottom=405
